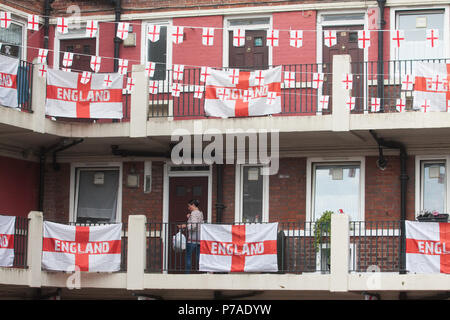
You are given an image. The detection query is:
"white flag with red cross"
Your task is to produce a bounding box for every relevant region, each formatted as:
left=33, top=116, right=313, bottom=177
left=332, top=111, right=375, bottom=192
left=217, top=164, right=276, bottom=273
left=199, top=223, right=278, bottom=273
left=204, top=66, right=281, bottom=118
left=0, top=215, right=16, bottom=267
left=46, top=68, right=123, bottom=119
left=406, top=221, right=449, bottom=274
left=413, top=62, right=450, bottom=112
left=42, top=221, right=122, bottom=272
left=0, top=54, right=19, bottom=108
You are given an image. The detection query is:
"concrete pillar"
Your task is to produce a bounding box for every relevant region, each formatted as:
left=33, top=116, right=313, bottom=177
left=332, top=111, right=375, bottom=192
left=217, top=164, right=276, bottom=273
left=31, top=61, right=47, bottom=134
left=27, top=211, right=43, bottom=288
left=329, top=213, right=349, bottom=292
left=130, top=64, right=149, bottom=137
left=126, top=215, right=147, bottom=290
left=332, top=55, right=351, bottom=132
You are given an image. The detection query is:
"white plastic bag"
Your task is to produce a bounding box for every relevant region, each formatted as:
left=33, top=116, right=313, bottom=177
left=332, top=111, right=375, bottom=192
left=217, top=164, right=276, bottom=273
left=172, top=231, right=186, bottom=252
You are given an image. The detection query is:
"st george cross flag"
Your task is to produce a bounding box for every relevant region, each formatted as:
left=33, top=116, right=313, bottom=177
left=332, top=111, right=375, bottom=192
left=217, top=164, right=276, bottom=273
left=0, top=54, right=19, bottom=108
left=199, top=223, right=278, bottom=272
left=42, top=221, right=122, bottom=272
left=204, top=66, right=281, bottom=118
left=0, top=215, right=16, bottom=267
left=413, top=62, right=450, bottom=112
left=46, top=69, right=123, bottom=119
left=406, top=221, right=449, bottom=274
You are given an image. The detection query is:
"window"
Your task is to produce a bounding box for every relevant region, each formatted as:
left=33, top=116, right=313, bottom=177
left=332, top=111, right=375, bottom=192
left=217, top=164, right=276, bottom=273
left=74, top=167, right=120, bottom=224
left=237, top=165, right=268, bottom=223
left=312, top=163, right=361, bottom=221
left=420, top=161, right=446, bottom=213
left=146, top=23, right=168, bottom=81
left=395, top=10, right=445, bottom=60
left=0, top=21, right=23, bottom=59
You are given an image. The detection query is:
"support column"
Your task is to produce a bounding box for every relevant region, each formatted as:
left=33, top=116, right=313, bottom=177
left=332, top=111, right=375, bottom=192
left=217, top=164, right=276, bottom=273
left=126, top=215, right=147, bottom=290
left=27, top=211, right=43, bottom=288
left=32, top=61, right=47, bottom=133
left=130, top=64, right=149, bottom=138
left=332, top=55, right=351, bottom=132
left=329, top=213, right=349, bottom=292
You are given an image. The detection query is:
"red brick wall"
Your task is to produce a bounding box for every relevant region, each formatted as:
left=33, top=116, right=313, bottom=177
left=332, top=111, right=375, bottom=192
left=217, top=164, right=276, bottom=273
left=0, top=156, right=39, bottom=217
left=43, top=163, right=70, bottom=221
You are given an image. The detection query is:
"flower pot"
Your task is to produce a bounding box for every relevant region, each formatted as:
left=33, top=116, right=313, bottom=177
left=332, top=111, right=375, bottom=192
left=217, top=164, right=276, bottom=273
left=417, top=213, right=448, bottom=222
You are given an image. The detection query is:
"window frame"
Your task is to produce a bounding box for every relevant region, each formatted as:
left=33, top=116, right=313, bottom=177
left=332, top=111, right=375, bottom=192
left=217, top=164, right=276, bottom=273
left=415, top=155, right=449, bottom=217
left=390, top=5, right=450, bottom=61
left=306, top=157, right=365, bottom=222
left=0, top=15, right=26, bottom=60
left=69, top=162, right=123, bottom=224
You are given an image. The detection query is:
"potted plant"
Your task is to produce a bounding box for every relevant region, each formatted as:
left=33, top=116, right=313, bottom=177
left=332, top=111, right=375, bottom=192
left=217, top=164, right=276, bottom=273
left=417, top=210, right=449, bottom=222
left=314, top=210, right=333, bottom=270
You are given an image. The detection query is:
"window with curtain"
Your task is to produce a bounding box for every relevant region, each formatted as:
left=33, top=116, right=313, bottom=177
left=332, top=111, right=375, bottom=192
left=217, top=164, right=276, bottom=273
left=75, top=168, right=120, bottom=223
left=0, top=22, right=23, bottom=58
left=396, top=10, right=445, bottom=61
left=313, top=163, right=361, bottom=221
left=421, top=161, right=446, bottom=213
left=147, top=24, right=168, bottom=81
left=242, top=166, right=264, bottom=223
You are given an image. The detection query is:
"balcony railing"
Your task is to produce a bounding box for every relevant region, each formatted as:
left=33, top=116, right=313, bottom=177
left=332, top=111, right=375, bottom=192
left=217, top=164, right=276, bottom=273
left=12, top=216, right=29, bottom=268
left=148, top=63, right=331, bottom=119
left=17, top=59, right=33, bottom=113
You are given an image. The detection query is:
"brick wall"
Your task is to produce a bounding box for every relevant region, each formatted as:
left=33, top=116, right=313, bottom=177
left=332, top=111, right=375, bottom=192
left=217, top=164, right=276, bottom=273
left=43, top=162, right=70, bottom=221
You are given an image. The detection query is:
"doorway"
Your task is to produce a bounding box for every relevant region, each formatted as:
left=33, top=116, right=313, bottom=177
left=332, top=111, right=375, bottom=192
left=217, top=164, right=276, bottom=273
left=59, top=38, right=96, bottom=72
left=228, top=29, right=269, bottom=70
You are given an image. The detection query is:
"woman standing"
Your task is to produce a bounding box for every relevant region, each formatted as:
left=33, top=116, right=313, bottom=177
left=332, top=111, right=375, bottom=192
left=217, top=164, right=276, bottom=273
left=178, top=199, right=203, bottom=273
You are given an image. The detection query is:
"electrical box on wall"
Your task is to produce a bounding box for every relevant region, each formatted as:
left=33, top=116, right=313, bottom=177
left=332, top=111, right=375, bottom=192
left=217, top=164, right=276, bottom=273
left=144, top=161, right=152, bottom=193
left=123, top=33, right=136, bottom=47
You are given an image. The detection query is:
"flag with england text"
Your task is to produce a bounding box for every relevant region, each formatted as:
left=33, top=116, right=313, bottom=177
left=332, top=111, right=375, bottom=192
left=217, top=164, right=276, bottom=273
left=204, top=66, right=281, bottom=118
left=413, top=62, right=450, bottom=112
left=46, top=69, right=123, bottom=119
left=406, top=221, right=449, bottom=274
left=199, top=223, right=278, bottom=272
left=42, top=221, right=122, bottom=272
left=0, top=54, right=19, bottom=108
left=0, top=215, right=16, bottom=267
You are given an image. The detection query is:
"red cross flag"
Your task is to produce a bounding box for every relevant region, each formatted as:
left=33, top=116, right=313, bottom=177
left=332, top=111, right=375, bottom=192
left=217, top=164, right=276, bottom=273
left=86, top=20, right=98, bottom=38
left=57, top=17, right=69, bottom=34
left=117, top=22, right=129, bottom=40
left=401, top=74, right=415, bottom=91
left=194, top=85, right=204, bottom=99
left=396, top=98, right=406, bottom=112
left=171, top=83, right=182, bottom=97
left=149, top=80, right=158, bottom=95
left=0, top=215, right=16, bottom=267
left=148, top=24, right=161, bottom=42
left=0, top=12, right=11, bottom=29
left=37, top=48, right=48, bottom=64
left=199, top=223, right=278, bottom=273
left=358, top=30, right=371, bottom=49
left=426, top=29, right=439, bottom=48
left=90, top=56, right=101, bottom=73
left=28, top=14, right=40, bottom=31
left=391, top=29, right=405, bottom=48
left=371, top=97, right=380, bottom=112
left=202, top=28, right=214, bottom=46
left=171, top=26, right=184, bottom=44
left=173, top=64, right=184, bottom=81
left=118, top=59, right=128, bottom=75
left=46, top=68, right=123, bottom=119
left=312, top=72, right=324, bottom=89
left=0, top=54, right=19, bottom=108
left=38, top=64, right=47, bottom=78
left=289, top=30, right=303, bottom=48
left=406, top=221, right=449, bottom=274
left=346, top=96, right=356, bottom=111
left=342, top=73, right=353, bottom=90
left=204, top=66, right=281, bottom=118
left=42, top=221, right=122, bottom=272
left=324, top=30, right=337, bottom=47
left=318, top=95, right=329, bottom=113
left=266, top=29, right=279, bottom=47
left=200, top=66, right=212, bottom=83
left=233, top=28, right=245, bottom=47
left=284, top=71, right=295, bottom=88
left=413, top=62, right=450, bottom=112
left=145, top=61, right=156, bottom=78
left=126, top=77, right=135, bottom=94
left=62, top=52, right=74, bottom=67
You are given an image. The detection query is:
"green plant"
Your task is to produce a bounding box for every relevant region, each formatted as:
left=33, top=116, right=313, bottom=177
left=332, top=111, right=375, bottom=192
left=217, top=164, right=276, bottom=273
left=313, top=210, right=333, bottom=252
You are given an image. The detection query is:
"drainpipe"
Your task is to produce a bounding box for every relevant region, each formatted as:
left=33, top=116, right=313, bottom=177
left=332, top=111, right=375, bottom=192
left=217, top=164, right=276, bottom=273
left=215, top=164, right=225, bottom=223
left=370, top=130, right=408, bottom=274
left=377, top=0, right=386, bottom=111
left=43, top=0, right=54, bottom=50
left=111, top=0, right=122, bottom=72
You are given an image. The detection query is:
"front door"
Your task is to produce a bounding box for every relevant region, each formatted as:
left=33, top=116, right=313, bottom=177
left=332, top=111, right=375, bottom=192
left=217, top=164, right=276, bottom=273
left=322, top=25, right=364, bottom=112
left=229, top=30, right=269, bottom=70
left=168, top=176, right=208, bottom=273
left=60, top=38, right=96, bottom=72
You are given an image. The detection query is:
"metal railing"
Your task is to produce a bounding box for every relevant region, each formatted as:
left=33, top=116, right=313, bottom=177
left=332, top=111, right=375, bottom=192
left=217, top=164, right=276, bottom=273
left=12, top=216, right=29, bottom=268
left=352, top=58, right=450, bottom=114
left=145, top=221, right=330, bottom=274
left=148, top=63, right=331, bottom=119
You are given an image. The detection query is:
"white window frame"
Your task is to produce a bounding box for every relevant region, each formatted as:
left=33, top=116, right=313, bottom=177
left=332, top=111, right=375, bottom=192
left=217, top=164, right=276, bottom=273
left=223, top=14, right=273, bottom=69
left=306, top=157, right=365, bottom=222
left=0, top=15, right=27, bottom=60
left=69, top=162, right=123, bottom=223
left=415, top=155, right=450, bottom=217
left=234, top=164, right=269, bottom=223
left=53, top=21, right=100, bottom=70
left=390, top=5, right=450, bottom=62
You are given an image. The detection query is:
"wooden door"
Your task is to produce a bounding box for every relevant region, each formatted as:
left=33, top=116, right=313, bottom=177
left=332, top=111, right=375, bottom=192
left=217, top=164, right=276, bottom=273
left=322, top=25, right=364, bottom=112
left=229, top=30, right=269, bottom=70
left=60, top=38, right=96, bottom=72
left=168, top=176, right=208, bottom=272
